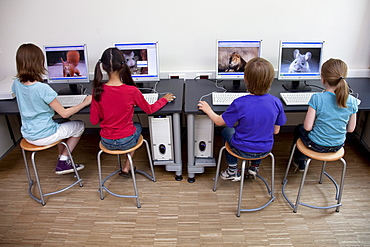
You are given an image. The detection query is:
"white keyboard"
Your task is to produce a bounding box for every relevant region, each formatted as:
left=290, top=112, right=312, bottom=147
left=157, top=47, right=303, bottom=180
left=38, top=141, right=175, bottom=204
left=280, top=92, right=318, bottom=105
left=56, top=95, right=87, bottom=107
left=143, top=93, right=158, bottom=104
left=212, top=92, right=249, bottom=105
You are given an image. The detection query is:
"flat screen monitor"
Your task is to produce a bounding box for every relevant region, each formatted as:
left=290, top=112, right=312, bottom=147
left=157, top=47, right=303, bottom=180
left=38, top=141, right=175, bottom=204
left=216, top=40, right=261, bottom=91
left=114, top=42, right=160, bottom=84
left=278, top=41, right=324, bottom=92
left=44, top=44, right=89, bottom=95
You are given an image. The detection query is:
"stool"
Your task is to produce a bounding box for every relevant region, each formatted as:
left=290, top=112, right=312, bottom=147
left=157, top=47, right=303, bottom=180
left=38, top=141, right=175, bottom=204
left=20, top=139, right=83, bottom=206
left=282, top=138, right=346, bottom=213
left=213, top=142, right=275, bottom=217
left=97, top=135, right=155, bottom=208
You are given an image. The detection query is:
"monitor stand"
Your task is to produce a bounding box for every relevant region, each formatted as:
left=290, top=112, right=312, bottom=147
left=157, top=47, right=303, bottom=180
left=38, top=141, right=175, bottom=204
left=57, top=84, right=86, bottom=95
left=137, top=82, right=155, bottom=93
left=282, top=81, right=311, bottom=92
left=223, top=80, right=247, bottom=92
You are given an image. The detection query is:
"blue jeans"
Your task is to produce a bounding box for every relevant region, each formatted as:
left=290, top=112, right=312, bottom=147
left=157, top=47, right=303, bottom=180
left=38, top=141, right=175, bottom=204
left=101, top=122, right=142, bottom=150
left=221, top=127, right=270, bottom=166
left=292, top=124, right=344, bottom=161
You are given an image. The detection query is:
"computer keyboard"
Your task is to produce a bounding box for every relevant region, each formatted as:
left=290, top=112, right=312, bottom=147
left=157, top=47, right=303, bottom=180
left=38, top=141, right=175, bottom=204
left=280, top=92, right=318, bottom=105
left=212, top=92, right=249, bottom=105
left=143, top=93, right=158, bottom=104
left=56, top=95, right=87, bottom=107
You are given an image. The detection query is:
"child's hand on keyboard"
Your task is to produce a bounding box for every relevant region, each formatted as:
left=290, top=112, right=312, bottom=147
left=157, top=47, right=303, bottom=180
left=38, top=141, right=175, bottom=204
left=162, top=93, right=176, bottom=102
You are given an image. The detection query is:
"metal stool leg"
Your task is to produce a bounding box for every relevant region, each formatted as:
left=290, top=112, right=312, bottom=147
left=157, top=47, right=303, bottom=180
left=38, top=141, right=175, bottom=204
left=60, top=142, right=83, bottom=187
left=143, top=139, right=156, bottom=182
left=336, top=158, right=347, bottom=212
left=213, top=146, right=226, bottom=192
left=237, top=160, right=247, bottom=217
left=30, top=151, right=46, bottom=205
left=127, top=153, right=141, bottom=208
left=97, top=150, right=105, bottom=200
left=293, top=159, right=312, bottom=213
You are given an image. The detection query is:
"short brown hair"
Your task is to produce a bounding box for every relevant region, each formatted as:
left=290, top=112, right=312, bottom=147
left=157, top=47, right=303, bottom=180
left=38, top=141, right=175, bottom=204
left=244, top=57, right=274, bottom=95
left=16, top=43, right=46, bottom=83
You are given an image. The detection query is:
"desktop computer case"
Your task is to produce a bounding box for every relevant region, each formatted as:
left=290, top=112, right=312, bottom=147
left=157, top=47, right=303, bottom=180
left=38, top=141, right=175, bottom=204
left=148, top=116, right=174, bottom=161
left=194, top=115, right=214, bottom=158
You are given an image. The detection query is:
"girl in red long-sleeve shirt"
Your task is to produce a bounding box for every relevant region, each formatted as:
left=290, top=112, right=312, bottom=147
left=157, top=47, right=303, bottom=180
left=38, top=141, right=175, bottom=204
left=90, top=48, right=174, bottom=177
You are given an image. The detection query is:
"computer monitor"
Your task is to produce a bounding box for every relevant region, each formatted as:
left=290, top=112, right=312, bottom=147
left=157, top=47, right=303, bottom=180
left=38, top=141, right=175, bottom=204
left=114, top=42, right=160, bottom=91
left=278, top=41, right=324, bottom=92
left=44, top=44, right=89, bottom=95
left=216, top=40, right=262, bottom=91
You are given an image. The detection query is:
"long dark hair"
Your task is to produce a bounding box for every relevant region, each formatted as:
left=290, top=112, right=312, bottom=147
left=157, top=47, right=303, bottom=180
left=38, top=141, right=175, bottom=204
left=93, top=47, right=137, bottom=101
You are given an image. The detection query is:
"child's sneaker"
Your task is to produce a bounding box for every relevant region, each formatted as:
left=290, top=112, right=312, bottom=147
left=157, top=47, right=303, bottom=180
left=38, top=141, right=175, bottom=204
left=220, top=168, right=241, bottom=182
left=293, top=159, right=306, bottom=172
left=248, top=165, right=259, bottom=180
left=55, top=159, right=84, bottom=175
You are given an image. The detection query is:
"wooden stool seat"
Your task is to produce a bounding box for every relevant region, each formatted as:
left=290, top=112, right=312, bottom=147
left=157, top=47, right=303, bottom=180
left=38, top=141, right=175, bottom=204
left=282, top=138, right=347, bottom=213
left=296, top=138, right=345, bottom=161
left=214, top=142, right=275, bottom=217
left=21, top=138, right=83, bottom=205
left=225, top=142, right=271, bottom=161
left=97, top=135, right=155, bottom=208
left=20, top=139, right=62, bottom=151
left=99, top=135, right=144, bottom=155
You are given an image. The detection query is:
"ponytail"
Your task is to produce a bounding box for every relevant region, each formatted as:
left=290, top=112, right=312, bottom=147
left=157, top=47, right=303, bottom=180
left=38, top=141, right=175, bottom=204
left=93, top=60, right=104, bottom=102
left=321, top=58, right=349, bottom=108
left=334, top=78, right=349, bottom=108
left=120, top=62, right=137, bottom=87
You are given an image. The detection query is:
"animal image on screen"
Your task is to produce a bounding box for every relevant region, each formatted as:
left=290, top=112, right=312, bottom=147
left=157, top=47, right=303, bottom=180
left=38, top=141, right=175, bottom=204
left=114, top=42, right=159, bottom=82
left=216, top=40, right=261, bottom=80
left=45, top=45, right=88, bottom=81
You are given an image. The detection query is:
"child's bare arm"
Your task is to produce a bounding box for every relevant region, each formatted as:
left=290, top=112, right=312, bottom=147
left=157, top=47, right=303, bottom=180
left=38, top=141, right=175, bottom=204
left=198, top=101, right=225, bottom=126
left=303, top=106, right=316, bottom=131
left=49, top=95, right=92, bottom=119
left=347, top=113, right=357, bottom=133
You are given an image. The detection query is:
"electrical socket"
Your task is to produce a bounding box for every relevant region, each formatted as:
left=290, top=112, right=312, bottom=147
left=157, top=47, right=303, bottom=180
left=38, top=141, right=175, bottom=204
left=196, top=73, right=212, bottom=79
left=168, top=74, right=185, bottom=80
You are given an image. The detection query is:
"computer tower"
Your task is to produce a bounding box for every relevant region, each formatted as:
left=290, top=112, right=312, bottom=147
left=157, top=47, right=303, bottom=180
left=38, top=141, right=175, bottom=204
left=148, top=116, right=173, bottom=161
left=194, top=115, right=214, bottom=158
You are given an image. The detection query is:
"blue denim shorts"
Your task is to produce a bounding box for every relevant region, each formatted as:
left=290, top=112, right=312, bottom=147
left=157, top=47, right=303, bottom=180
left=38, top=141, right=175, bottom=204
left=101, top=122, right=142, bottom=151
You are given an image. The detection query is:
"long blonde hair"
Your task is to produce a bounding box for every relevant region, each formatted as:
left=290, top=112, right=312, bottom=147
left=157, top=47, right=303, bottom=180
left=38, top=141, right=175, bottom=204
left=321, top=58, right=349, bottom=108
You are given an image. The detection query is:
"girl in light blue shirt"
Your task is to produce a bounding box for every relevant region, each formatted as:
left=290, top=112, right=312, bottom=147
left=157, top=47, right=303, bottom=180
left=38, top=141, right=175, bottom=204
left=292, top=58, right=358, bottom=171
left=13, top=43, right=92, bottom=175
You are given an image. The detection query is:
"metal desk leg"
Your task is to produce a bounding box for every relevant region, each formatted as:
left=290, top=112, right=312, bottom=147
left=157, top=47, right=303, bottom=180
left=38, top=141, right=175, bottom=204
left=187, top=114, right=195, bottom=183
left=172, top=113, right=183, bottom=181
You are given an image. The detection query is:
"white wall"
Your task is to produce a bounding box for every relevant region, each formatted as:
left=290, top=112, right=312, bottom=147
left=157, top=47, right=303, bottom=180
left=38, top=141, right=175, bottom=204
left=0, top=0, right=369, bottom=80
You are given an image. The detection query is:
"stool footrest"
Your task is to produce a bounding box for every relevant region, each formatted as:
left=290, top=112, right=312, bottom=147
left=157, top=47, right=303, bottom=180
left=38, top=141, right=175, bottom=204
left=239, top=196, right=276, bottom=213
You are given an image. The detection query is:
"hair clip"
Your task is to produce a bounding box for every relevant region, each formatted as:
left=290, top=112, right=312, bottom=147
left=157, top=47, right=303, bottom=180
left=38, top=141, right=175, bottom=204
left=121, top=61, right=125, bottom=65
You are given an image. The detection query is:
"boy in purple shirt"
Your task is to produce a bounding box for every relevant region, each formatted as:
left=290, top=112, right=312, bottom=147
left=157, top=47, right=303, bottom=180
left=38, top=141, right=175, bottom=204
left=198, top=57, right=286, bottom=181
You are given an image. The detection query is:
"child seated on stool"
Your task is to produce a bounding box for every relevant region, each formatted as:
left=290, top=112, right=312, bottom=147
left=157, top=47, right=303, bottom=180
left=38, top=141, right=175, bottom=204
left=90, top=48, right=175, bottom=177
left=198, top=57, right=286, bottom=181
left=291, top=58, right=358, bottom=171
left=12, top=43, right=92, bottom=174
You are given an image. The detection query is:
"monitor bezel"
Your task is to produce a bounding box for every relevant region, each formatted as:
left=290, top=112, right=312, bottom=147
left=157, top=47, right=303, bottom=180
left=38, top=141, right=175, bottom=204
left=277, top=40, right=325, bottom=81
left=44, top=44, right=90, bottom=84
left=216, top=39, right=262, bottom=80
left=114, top=41, right=160, bottom=82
